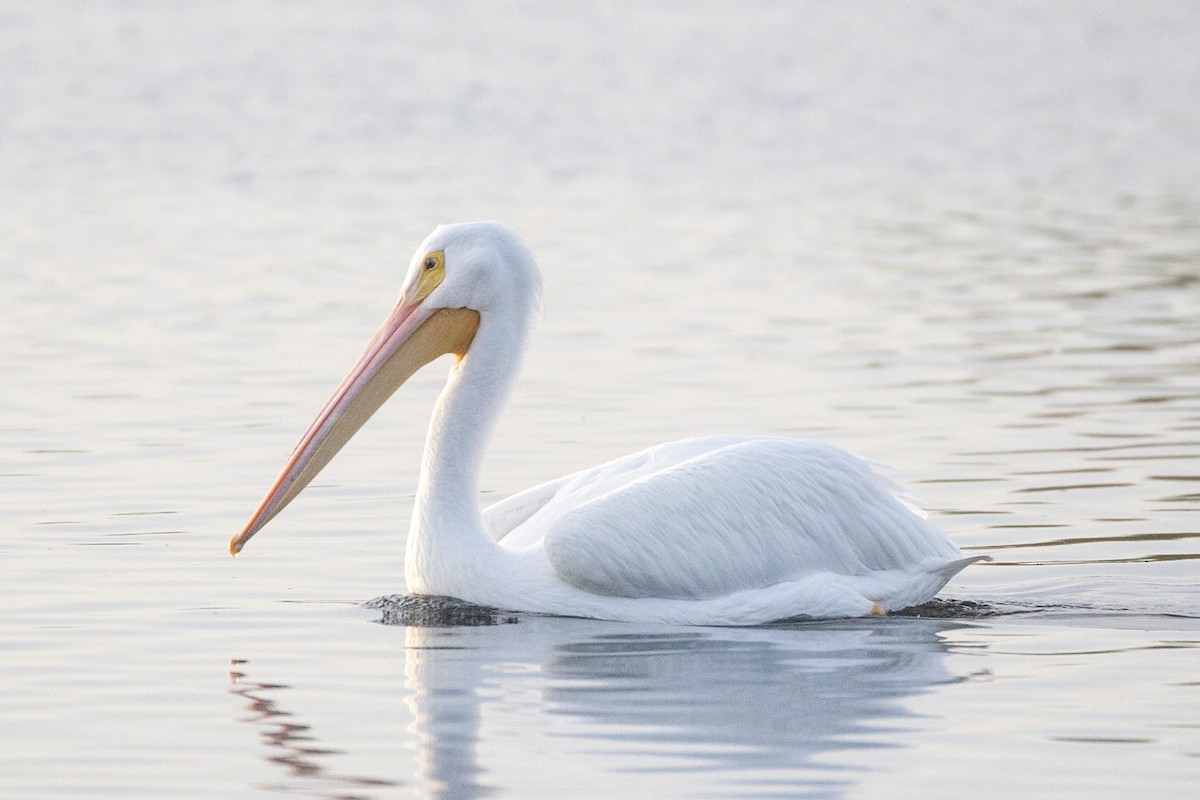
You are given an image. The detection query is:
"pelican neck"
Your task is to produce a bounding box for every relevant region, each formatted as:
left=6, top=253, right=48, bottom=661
left=405, top=309, right=527, bottom=589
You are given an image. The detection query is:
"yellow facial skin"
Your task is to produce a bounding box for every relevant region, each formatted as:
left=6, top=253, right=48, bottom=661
left=411, top=250, right=445, bottom=303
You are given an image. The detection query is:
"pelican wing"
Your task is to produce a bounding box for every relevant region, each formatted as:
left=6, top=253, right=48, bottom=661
left=489, top=436, right=749, bottom=548
left=481, top=474, right=572, bottom=541
left=539, top=438, right=961, bottom=601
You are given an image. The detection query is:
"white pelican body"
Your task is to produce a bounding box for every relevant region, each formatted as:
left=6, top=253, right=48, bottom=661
left=231, top=222, right=981, bottom=625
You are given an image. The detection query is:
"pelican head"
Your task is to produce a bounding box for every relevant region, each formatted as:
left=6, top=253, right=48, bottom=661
left=230, top=221, right=539, bottom=554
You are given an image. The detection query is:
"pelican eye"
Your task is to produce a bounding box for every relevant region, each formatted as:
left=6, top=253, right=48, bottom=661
left=412, top=250, right=446, bottom=302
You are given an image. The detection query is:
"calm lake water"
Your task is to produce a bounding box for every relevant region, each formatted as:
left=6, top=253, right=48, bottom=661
left=2, top=2, right=1198, bottom=798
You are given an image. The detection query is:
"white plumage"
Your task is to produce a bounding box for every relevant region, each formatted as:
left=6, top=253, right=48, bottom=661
left=231, top=221, right=982, bottom=624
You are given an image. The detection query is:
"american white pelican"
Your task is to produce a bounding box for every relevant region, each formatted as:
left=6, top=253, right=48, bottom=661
left=230, top=221, right=982, bottom=624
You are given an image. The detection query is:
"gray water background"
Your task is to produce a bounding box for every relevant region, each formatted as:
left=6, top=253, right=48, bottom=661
left=2, top=2, right=1198, bottom=798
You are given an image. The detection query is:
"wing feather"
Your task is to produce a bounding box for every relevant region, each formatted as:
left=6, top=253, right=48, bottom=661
left=481, top=474, right=570, bottom=541
left=541, top=438, right=959, bottom=600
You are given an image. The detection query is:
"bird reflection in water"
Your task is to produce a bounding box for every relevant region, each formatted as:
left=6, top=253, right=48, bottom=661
left=228, top=659, right=400, bottom=799
left=229, top=609, right=985, bottom=800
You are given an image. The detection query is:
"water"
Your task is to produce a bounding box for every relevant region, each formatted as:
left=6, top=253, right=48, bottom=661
left=2, top=1, right=1198, bottom=797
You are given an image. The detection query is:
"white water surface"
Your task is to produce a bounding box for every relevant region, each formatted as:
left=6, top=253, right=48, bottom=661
left=2, top=2, right=1198, bottom=798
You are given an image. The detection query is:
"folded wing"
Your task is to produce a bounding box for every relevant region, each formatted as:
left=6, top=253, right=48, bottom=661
left=536, top=438, right=962, bottom=600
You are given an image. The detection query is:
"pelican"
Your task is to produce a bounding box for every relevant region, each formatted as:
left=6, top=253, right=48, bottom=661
left=230, top=221, right=982, bottom=624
